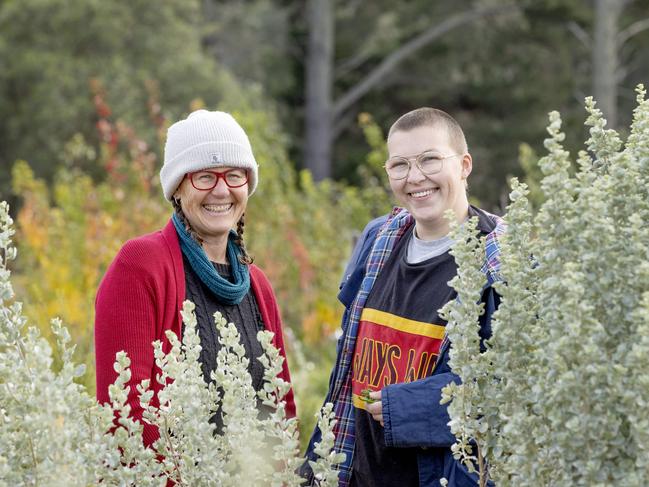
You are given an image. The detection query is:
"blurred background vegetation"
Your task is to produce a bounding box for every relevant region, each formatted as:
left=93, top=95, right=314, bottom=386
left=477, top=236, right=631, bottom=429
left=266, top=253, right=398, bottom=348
left=1, top=0, right=648, bottom=446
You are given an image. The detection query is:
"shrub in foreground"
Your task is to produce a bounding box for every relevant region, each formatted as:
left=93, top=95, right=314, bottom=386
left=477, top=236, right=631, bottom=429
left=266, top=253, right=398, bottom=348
left=0, top=201, right=344, bottom=486
left=442, top=86, right=649, bottom=486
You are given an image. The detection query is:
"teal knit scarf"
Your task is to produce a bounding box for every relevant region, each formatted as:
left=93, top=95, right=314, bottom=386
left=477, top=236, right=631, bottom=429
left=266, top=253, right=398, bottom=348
left=172, top=212, right=250, bottom=305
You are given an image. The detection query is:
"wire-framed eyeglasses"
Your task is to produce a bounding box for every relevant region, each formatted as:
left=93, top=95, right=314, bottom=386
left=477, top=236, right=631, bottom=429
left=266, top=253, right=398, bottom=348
left=384, top=151, right=462, bottom=180
left=187, top=168, right=249, bottom=190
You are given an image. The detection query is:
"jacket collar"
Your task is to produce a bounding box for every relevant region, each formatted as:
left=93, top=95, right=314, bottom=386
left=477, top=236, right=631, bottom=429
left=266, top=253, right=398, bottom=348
left=382, top=204, right=500, bottom=237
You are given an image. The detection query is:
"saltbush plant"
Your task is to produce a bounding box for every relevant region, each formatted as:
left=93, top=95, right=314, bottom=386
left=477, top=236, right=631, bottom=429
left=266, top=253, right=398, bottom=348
left=0, top=200, right=344, bottom=486
left=442, top=86, right=649, bottom=486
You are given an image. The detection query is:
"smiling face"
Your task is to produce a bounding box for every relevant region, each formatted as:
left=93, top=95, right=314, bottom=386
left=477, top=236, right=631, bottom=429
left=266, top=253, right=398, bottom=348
left=387, top=125, right=472, bottom=240
left=173, top=166, right=249, bottom=244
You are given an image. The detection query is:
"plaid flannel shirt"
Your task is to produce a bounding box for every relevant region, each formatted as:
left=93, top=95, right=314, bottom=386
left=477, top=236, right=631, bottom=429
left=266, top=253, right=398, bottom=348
left=316, top=206, right=505, bottom=486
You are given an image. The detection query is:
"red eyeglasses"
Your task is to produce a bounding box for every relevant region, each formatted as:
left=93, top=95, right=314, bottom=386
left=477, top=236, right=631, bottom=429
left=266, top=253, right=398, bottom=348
left=187, top=169, right=249, bottom=190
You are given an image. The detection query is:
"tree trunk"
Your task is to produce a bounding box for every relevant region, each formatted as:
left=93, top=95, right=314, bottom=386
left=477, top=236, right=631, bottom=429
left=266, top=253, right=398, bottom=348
left=304, top=0, right=334, bottom=181
left=592, top=0, right=623, bottom=128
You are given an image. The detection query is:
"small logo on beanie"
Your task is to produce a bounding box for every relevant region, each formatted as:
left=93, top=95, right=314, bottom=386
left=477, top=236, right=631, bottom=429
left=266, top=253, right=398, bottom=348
left=210, top=152, right=223, bottom=164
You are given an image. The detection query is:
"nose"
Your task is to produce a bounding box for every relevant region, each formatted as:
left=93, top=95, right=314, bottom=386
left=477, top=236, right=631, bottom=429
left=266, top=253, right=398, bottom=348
left=210, top=177, right=230, bottom=195
left=406, top=162, right=427, bottom=183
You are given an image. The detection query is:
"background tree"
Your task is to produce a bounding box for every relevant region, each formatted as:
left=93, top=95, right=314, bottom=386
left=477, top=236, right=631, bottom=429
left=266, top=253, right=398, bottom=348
left=302, top=0, right=518, bottom=184
left=4, top=0, right=648, bottom=211
left=566, top=0, right=649, bottom=129
left=209, top=0, right=646, bottom=209
left=304, top=0, right=334, bottom=180
left=0, top=0, right=259, bottom=203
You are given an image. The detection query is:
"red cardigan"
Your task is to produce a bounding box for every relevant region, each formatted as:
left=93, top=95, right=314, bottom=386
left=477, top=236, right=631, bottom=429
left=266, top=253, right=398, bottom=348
left=95, top=220, right=296, bottom=446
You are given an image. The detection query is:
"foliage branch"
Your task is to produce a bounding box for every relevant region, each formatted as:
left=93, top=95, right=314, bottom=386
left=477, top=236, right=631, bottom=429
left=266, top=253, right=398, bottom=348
left=441, top=85, right=649, bottom=486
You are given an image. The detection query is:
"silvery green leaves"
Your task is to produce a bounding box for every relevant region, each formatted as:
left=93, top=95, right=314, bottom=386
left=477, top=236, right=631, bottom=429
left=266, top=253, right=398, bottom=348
left=442, top=87, right=649, bottom=486
left=0, top=202, right=16, bottom=302
left=439, top=212, right=490, bottom=484
left=0, top=202, right=20, bottom=351
left=518, top=87, right=649, bottom=486
left=0, top=202, right=118, bottom=486
left=256, top=329, right=303, bottom=485
left=140, top=302, right=226, bottom=485
left=308, top=403, right=346, bottom=487
left=0, top=201, right=343, bottom=487
left=103, top=302, right=343, bottom=486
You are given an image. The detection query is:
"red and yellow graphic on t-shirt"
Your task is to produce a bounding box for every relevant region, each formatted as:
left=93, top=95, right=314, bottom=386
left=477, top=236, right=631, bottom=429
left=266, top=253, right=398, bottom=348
left=352, top=308, right=445, bottom=410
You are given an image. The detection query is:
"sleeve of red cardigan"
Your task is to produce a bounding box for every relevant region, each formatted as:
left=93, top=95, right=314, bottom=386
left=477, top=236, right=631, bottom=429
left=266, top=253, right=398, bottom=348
left=251, top=266, right=297, bottom=419
left=94, top=239, right=161, bottom=447
left=270, top=297, right=297, bottom=419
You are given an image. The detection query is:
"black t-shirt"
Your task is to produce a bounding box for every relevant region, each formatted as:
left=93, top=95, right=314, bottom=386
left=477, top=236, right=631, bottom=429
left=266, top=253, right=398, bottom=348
left=351, top=225, right=457, bottom=487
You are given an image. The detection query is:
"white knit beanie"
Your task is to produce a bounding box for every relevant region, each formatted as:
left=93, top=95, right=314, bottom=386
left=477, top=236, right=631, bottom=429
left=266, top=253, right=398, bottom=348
left=160, top=109, right=259, bottom=200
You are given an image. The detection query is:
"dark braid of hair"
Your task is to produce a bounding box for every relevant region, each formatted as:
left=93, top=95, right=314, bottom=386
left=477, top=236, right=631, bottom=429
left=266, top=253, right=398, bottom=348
left=235, top=213, right=254, bottom=265
left=172, top=198, right=204, bottom=245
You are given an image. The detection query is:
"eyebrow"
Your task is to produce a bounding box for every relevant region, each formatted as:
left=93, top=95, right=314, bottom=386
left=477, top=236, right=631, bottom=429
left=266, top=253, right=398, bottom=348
left=388, top=149, right=441, bottom=159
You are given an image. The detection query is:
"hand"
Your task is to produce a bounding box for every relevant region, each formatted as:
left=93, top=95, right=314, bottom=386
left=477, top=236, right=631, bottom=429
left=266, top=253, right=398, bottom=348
left=365, top=390, right=383, bottom=427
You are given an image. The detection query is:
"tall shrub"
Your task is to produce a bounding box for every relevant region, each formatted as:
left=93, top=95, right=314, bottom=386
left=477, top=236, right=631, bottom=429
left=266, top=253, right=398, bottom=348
left=442, top=85, right=649, bottom=486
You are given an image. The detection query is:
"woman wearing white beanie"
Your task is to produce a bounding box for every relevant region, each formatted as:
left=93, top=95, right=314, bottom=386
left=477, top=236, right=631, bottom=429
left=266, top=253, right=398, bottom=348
left=94, top=109, right=296, bottom=446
